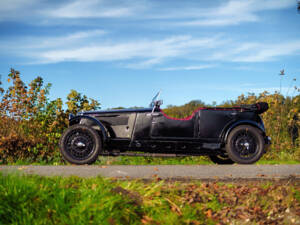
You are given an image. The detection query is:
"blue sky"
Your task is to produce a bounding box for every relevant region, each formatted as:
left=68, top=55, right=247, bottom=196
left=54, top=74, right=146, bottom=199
left=0, top=0, right=299, bottom=109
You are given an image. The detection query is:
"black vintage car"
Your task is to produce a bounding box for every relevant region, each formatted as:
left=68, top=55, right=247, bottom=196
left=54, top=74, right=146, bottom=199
left=59, top=92, right=271, bottom=165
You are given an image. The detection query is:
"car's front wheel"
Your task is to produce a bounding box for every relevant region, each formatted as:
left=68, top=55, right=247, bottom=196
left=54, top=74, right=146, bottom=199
left=59, top=124, right=102, bottom=165
left=209, top=154, right=234, bottom=164
left=226, top=125, right=264, bottom=164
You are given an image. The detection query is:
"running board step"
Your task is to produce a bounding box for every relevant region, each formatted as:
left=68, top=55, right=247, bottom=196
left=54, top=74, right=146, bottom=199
left=100, top=152, right=213, bottom=157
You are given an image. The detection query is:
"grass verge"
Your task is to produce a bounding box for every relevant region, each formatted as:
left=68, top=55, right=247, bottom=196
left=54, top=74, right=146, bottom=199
left=0, top=173, right=299, bottom=225
left=3, top=156, right=299, bottom=166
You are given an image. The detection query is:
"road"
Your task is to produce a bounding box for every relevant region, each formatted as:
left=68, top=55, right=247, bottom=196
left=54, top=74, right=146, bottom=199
left=0, top=165, right=300, bottom=181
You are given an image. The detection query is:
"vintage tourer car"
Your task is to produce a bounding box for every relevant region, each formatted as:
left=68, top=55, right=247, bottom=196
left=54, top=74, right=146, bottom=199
left=59, top=92, right=271, bottom=165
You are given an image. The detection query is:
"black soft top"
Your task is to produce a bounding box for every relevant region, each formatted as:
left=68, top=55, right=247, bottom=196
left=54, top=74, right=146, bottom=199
left=239, top=102, right=269, bottom=114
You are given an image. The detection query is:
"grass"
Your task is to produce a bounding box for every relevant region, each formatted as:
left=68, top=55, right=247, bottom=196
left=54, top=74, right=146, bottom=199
left=256, top=159, right=300, bottom=165
left=2, top=155, right=299, bottom=166
left=0, top=173, right=210, bottom=225
left=0, top=173, right=299, bottom=225
left=95, top=156, right=213, bottom=165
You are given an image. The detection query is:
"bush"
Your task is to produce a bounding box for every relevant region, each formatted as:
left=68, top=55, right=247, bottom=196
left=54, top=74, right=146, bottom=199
left=0, top=69, right=100, bottom=163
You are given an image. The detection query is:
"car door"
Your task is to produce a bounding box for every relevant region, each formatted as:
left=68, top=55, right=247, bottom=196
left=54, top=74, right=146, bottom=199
left=150, top=111, right=197, bottom=139
left=198, top=110, right=236, bottom=140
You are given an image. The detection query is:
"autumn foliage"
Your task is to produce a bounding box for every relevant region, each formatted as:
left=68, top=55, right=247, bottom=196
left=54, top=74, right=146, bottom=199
left=0, top=69, right=299, bottom=163
left=0, top=69, right=100, bottom=163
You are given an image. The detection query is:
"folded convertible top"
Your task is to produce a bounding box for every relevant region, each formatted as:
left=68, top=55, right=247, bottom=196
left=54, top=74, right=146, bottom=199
left=240, top=102, right=269, bottom=114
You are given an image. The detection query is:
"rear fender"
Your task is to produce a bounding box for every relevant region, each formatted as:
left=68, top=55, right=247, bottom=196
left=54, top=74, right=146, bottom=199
left=69, top=115, right=108, bottom=142
left=222, top=120, right=265, bottom=143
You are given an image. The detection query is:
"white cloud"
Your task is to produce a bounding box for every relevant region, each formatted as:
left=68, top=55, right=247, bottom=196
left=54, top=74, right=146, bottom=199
left=0, top=0, right=38, bottom=21
left=181, top=16, right=257, bottom=26
left=1, top=29, right=300, bottom=67
left=233, top=66, right=261, bottom=71
left=0, top=0, right=144, bottom=22
left=159, top=64, right=217, bottom=71
left=125, top=58, right=164, bottom=69
left=207, top=41, right=300, bottom=63
left=232, top=41, right=300, bottom=62
left=29, top=30, right=106, bottom=49
left=0, top=0, right=295, bottom=26
left=246, top=0, right=296, bottom=11
left=18, top=34, right=224, bottom=65
left=43, top=0, right=135, bottom=18
left=0, top=29, right=107, bottom=55
left=178, top=0, right=295, bottom=27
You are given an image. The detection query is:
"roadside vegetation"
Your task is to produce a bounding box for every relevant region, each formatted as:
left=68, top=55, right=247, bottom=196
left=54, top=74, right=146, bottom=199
left=0, top=173, right=299, bottom=225
left=0, top=69, right=299, bottom=164
left=6, top=157, right=300, bottom=166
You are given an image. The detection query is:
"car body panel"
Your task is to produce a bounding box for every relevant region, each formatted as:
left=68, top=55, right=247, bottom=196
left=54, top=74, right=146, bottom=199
left=150, top=112, right=196, bottom=138
left=69, top=115, right=108, bottom=141
left=95, top=113, right=137, bottom=139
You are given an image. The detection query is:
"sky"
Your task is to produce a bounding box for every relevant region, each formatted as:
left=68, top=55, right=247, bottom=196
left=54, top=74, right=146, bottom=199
left=0, top=0, right=299, bottom=109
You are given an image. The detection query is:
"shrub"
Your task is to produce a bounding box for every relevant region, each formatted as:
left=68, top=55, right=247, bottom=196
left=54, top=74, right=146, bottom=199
left=0, top=69, right=100, bottom=163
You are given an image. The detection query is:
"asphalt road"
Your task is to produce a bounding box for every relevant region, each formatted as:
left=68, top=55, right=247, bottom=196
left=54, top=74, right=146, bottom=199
left=0, top=165, right=300, bottom=181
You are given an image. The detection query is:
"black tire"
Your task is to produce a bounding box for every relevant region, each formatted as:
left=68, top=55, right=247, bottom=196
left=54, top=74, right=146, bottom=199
left=209, top=154, right=235, bottom=164
left=226, top=125, right=264, bottom=164
left=59, top=124, right=102, bottom=165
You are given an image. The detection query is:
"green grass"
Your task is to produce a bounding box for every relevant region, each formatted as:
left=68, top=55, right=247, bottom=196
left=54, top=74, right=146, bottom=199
left=0, top=173, right=299, bottom=225
left=2, top=155, right=299, bottom=166
left=95, top=156, right=300, bottom=165
left=256, top=159, right=300, bottom=164
left=0, top=173, right=211, bottom=225
left=95, top=156, right=212, bottom=165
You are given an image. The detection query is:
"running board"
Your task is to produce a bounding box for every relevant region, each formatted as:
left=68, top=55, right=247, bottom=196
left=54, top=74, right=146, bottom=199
left=100, top=152, right=216, bottom=157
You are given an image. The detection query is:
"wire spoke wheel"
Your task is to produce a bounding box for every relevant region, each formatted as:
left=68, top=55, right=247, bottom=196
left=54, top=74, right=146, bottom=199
left=232, top=131, right=258, bottom=159
left=226, top=125, right=265, bottom=164
left=65, top=130, right=95, bottom=160
left=59, top=124, right=102, bottom=164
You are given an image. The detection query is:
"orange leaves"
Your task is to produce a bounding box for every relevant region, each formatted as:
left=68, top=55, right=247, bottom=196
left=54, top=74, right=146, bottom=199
left=175, top=182, right=300, bottom=224
left=205, top=209, right=212, bottom=218
left=0, top=69, right=101, bottom=163
left=141, top=215, right=154, bottom=224
left=91, top=183, right=97, bottom=190
left=66, top=89, right=100, bottom=115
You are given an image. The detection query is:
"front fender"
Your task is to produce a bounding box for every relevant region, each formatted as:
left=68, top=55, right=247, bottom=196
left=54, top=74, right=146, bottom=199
left=222, top=120, right=265, bottom=143
left=69, top=115, right=108, bottom=142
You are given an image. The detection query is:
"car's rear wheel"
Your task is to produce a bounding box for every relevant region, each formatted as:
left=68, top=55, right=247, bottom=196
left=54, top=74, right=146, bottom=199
left=226, top=125, right=264, bottom=164
left=59, top=124, right=102, bottom=165
left=209, top=154, right=234, bottom=164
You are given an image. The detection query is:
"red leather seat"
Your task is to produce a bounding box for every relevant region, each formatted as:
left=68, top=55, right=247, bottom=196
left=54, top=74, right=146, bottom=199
left=160, top=106, right=245, bottom=121
left=160, top=108, right=205, bottom=121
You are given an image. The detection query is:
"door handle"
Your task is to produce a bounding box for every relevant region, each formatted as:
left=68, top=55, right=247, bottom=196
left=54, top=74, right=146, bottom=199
left=146, top=112, right=161, bottom=117
left=152, top=113, right=161, bottom=117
